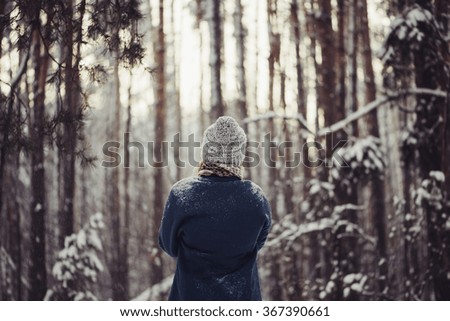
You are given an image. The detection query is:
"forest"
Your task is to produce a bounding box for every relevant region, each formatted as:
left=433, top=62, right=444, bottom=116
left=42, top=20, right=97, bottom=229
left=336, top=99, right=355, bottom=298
left=0, top=0, right=449, bottom=301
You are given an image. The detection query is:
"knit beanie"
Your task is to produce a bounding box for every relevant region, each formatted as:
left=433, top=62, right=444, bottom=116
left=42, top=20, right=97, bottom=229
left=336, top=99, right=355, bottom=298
left=201, top=116, right=247, bottom=166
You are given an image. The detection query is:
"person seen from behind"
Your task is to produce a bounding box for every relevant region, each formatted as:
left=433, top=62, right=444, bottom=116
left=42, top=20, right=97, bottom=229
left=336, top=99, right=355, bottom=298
left=159, top=116, right=272, bottom=300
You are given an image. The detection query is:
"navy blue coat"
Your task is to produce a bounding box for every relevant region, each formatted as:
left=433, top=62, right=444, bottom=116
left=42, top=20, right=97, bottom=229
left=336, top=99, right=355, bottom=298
left=158, top=175, right=272, bottom=301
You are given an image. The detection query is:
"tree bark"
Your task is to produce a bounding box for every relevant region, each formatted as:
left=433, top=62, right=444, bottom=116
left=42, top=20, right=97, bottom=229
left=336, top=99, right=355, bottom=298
left=336, top=0, right=346, bottom=136
left=59, top=0, right=85, bottom=247
left=412, top=0, right=450, bottom=300
left=435, top=0, right=450, bottom=229
left=359, top=0, right=389, bottom=298
left=110, top=55, right=127, bottom=300
left=209, top=0, right=224, bottom=121
left=234, top=0, right=250, bottom=178
left=302, top=0, right=323, bottom=297
left=0, top=0, right=4, bottom=65
left=151, top=0, right=166, bottom=286
left=122, top=73, right=132, bottom=300
left=266, top=0, right=283, bottom=300
left=29, top=28, right=49, bottom=301
left=170, top=0, right=182, bottom=182
left=290, top=0, right=310, bottom=189
left=196, top=0, right=206, bottom=134
left=314, top=0, right=338, bottom=293
left=346, top=0, right=358, bottom=137
left=267, top=0, right=279, bottom=222
left=315, top=0, right=343, bottom=160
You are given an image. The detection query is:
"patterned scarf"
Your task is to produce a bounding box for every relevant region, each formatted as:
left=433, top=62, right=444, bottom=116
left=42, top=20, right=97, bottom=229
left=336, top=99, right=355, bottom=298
left=198, top=161, right=243, bottom=179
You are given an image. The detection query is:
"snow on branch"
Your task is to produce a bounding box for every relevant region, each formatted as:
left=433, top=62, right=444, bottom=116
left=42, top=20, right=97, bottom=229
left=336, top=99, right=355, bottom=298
left=333, top=204, right=367, bottom=214
left=45, top=213, right=105, bottom=301
left=244, top=88, right=447, bottom=138
left=243, top=111, right=315, bottom=135
left=264, top=217, right=334, bottom=248
left=266, top=216, right=375, bottom=250
left=264, top=203, right=375, bottom=250
left=132, top=274, right=174, bottom=301
left=316, top=88, right=447, bottom=137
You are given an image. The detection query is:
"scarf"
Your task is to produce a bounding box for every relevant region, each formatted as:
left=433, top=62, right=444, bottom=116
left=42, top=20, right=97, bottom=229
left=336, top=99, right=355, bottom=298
left=198, top=161, right=243, bottom=179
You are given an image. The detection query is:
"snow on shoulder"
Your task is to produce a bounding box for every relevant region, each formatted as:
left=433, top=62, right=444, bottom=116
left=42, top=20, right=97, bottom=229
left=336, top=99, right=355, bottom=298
left=246, top=180, right=266, bottom=202
left=171, top=177, right=198, bottom=203
left=169, top=176, right=267, bottom=205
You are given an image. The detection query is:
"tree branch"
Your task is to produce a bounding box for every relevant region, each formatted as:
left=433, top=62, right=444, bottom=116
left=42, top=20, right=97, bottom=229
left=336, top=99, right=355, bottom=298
left=7, top=50, right=30, bottom=100
left=316, top=88, right=447, bottom=137
left=244, top=88, right=448, bottom=138
left=243, top=111, right=315, bottom=135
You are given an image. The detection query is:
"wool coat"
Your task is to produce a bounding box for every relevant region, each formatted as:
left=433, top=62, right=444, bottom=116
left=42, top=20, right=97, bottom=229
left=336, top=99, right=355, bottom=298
left=158, top=175, right=272, bottom=301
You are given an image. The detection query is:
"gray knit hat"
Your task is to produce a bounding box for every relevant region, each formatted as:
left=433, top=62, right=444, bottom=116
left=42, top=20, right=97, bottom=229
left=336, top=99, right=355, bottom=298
left=201, top=116, right=247, bottom=166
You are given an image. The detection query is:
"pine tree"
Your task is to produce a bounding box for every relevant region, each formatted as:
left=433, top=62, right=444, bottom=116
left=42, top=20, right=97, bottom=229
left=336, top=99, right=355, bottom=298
left=46, top=213, right=105, bottom=301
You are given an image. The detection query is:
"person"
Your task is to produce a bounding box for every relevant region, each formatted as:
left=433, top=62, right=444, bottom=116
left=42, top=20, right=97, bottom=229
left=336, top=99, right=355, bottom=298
left=158, top=116, right=272, bottom=300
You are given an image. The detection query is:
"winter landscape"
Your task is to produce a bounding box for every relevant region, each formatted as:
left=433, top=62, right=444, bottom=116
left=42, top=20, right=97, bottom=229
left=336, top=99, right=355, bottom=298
left=0, top=0, right=449, bottom=300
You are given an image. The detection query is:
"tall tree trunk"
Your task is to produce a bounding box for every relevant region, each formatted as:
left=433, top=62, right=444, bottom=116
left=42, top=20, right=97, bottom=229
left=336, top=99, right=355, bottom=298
left=389, top=0, right=416, bottom=299
left=5, top=142, right=23, bottom=301
left=287, top=0, right=305, bottom=299
left=29, top=28, right=49, bottom=301
left=209, top=0, right=224, bottom=121
left=253, top=0, right=261, bottom=181
left=290, top=0, right=309, bottom=189
left=280, top=69, right=302, bottom=299
left=336, top=0, right=346, bottom=134
left=315, top=0, right=342, bottom=160
left=59, top=0, right=85, bottom=247
left=437, top=10, right=450, bottom=294
left=303, top=0, right=320, bottom=132
left=410, top=0, right=450, bottom=300
left=346, top=0, right=358, bottom=137
left=60, top=0, right=75, bottom=246
left=314, top=0, right=338, bottom=293
left=302, top=0, right=322, bottom=296
left=110, top=56, right=126, bottom=300
left=196, top=0, right=206, bottom=134
left=234, top=0, right=250, bottom=178
left=122, top=73, right=133, bottom=300
left=234, top=0, right=247, bottom=123
left=359, top=0, right=389, bottom=298
left=290, top=0, right=305, bottom=118
left=266, top=0, right=282, bottom=300
left=280, top=72, right=293, bottom=213
left=435, top=0, right=450, bottom=222
left=0, top=0, right=4, bottom=65
left=267, top=0, right=279, bottom=222
left=12, top=140, right=22, bottom=300
left=170, top=0, right=182, bottom=181
left=151, top=0, right=166, bottom=286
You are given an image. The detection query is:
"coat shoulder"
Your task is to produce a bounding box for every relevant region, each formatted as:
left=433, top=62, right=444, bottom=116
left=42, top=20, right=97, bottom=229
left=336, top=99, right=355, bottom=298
left=242, top=180, right=268, bottom=202
left=171, top=177, right=199, bottom=197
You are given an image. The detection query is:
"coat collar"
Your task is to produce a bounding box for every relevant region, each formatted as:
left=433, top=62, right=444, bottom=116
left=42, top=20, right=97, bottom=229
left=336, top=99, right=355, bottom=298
left=197, top=175, right=242, bottom=182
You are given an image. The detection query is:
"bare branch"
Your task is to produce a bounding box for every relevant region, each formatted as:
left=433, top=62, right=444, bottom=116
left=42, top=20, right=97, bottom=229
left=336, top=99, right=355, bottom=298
left=316, top=88, right=447, bottom=137
left=243, top=111, right=315, bottom=135
left=244, top=88, right=448, bottom=138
